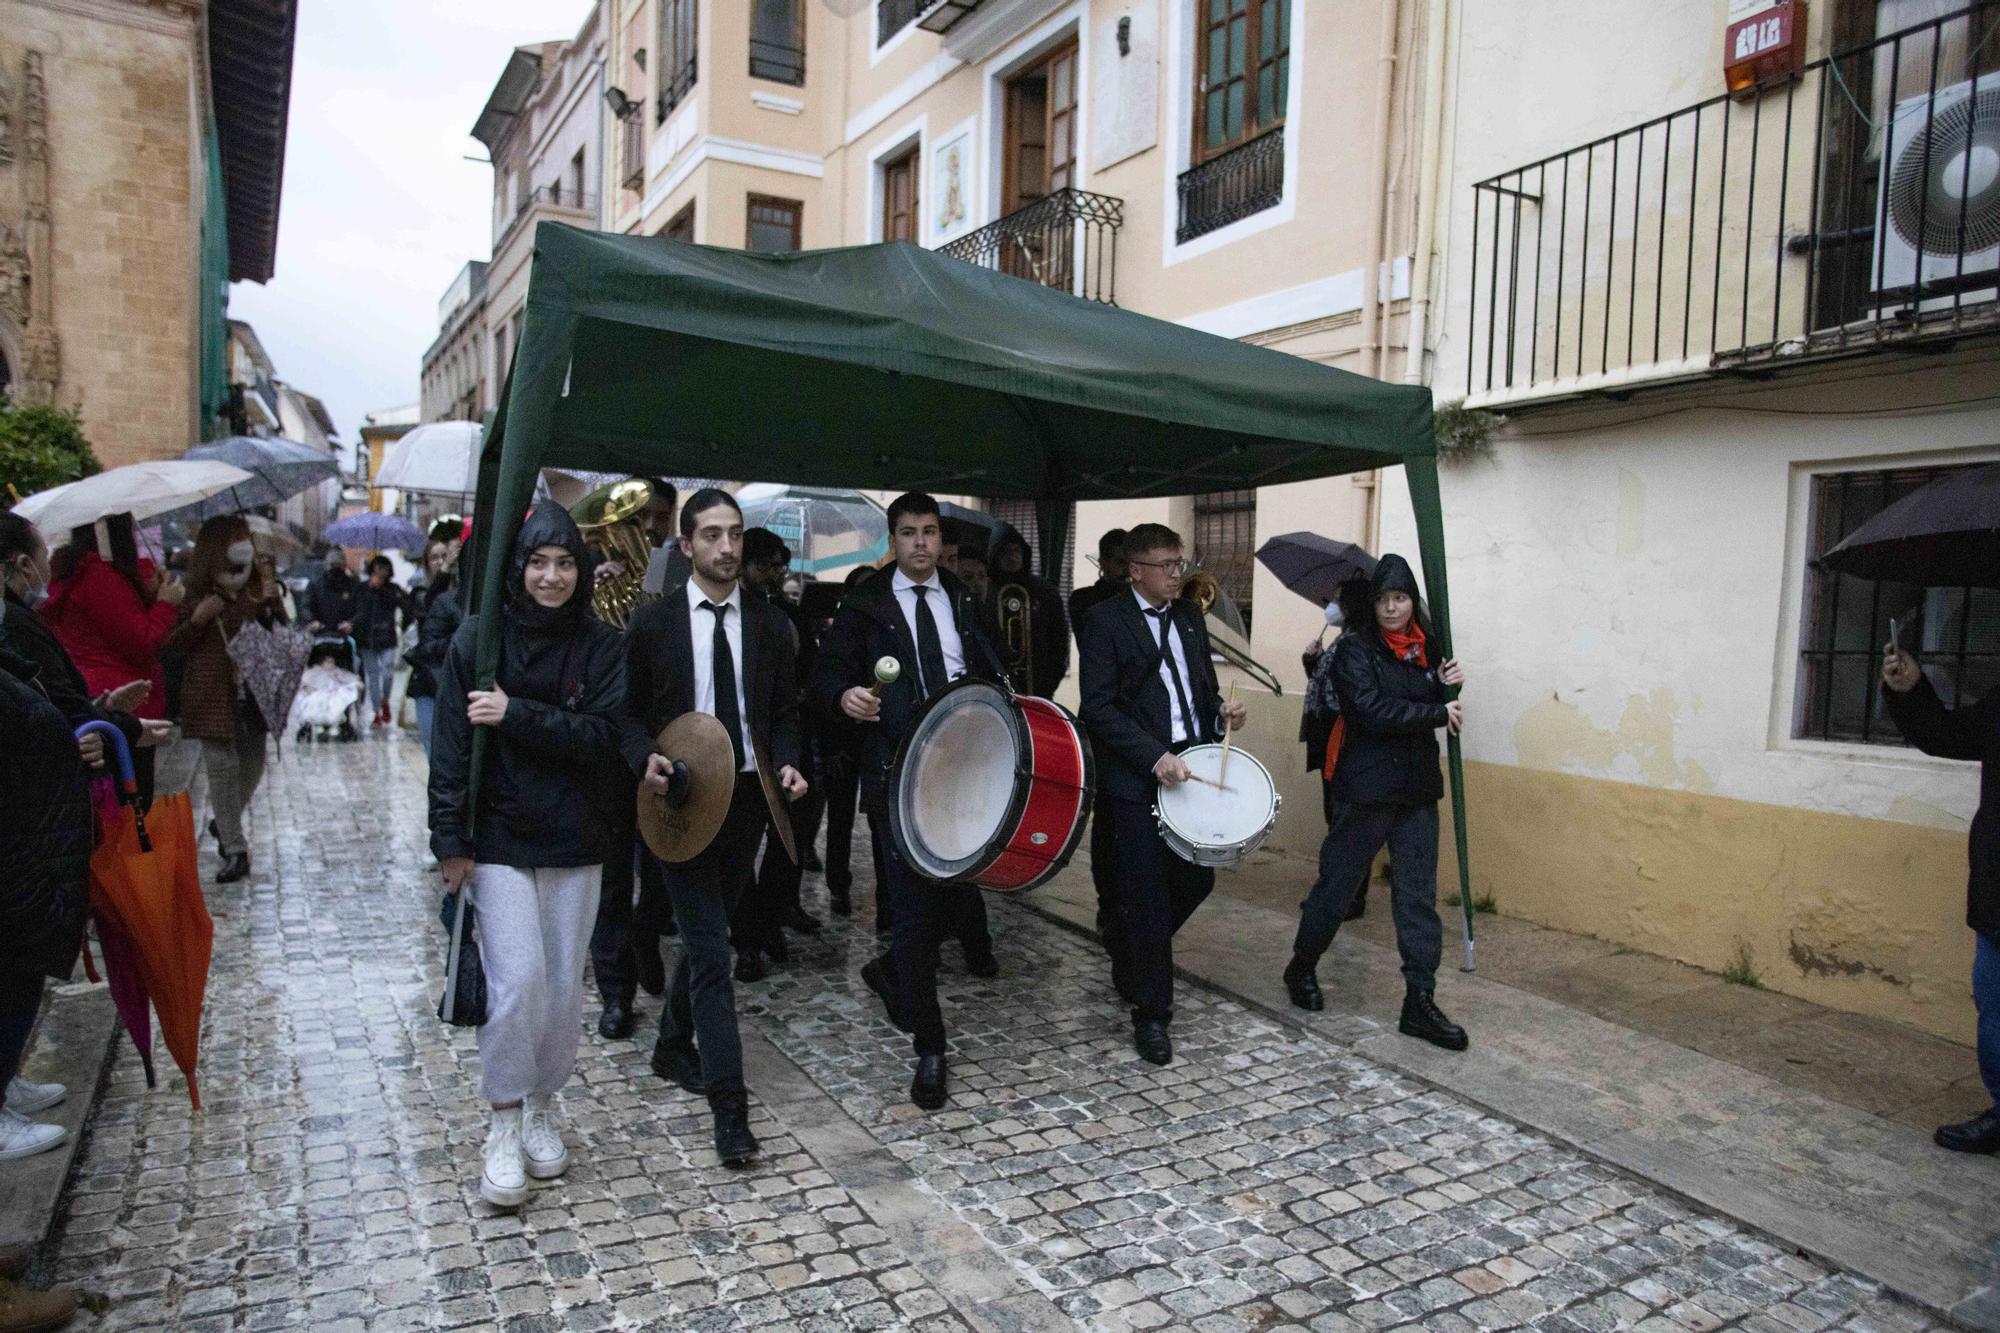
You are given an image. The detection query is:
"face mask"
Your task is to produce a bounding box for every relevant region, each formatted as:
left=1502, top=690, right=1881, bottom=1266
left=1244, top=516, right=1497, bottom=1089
left=1324, top=603, right=1345, bottom=628
left=9, top=557, right=47, bottom=607
left=218, top=540, right=255, bottom=593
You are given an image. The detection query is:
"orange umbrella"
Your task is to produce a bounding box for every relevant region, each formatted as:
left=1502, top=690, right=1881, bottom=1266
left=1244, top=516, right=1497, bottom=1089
left=87, top=789, right=212, bottom=1109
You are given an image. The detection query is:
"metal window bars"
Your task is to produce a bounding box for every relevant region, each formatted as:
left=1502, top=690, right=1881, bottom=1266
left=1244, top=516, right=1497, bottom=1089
left=1176, top=126, right=1285, bottom=244
left=750, top=38, right=806, bottom=85
left=936, top=188, right=1125, bottom=305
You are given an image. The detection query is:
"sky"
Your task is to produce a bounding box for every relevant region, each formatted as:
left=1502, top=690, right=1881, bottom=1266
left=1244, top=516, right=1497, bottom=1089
left=226, top=0, right=596, bottom=452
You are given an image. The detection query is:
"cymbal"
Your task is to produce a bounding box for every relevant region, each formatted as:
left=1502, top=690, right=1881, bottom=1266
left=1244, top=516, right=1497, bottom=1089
left=634, top=713, right=737, bottom=863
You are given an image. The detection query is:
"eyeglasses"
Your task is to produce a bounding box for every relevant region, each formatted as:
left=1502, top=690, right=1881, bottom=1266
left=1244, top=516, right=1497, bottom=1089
left=1130, top=558, right=1188, bottom=576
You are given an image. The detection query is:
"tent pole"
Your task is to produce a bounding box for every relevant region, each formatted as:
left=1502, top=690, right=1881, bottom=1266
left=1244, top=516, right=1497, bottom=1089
left=1404, top=454, right=1474, bottom=971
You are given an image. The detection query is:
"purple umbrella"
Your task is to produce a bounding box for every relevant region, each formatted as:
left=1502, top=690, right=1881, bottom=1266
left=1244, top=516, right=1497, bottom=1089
left=323, top=512, right=425, bottom=552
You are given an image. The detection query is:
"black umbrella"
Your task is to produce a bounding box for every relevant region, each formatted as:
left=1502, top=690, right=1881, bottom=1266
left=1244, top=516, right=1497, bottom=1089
left=1254, top=531, right=1379, bottom=607
left=157, top=436, right=341, bottom=524
left=1818, top=462, right=2000, bottom=588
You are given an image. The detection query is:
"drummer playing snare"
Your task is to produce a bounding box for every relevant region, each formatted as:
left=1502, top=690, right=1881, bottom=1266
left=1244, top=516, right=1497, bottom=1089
left=1076, top=522, right=1246, bottom=1067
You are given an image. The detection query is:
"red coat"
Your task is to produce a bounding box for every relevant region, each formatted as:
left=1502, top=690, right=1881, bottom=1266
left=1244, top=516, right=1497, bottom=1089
left=40, top=554, right=176, bottom=720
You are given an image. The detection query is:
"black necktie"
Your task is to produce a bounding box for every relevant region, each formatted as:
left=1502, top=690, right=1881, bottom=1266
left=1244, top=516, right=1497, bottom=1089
left=911, top=584, right=950, bottom=700
left=1146, top=606, right=1200, bottom=745
left=701, top=600, right=745, bottom=770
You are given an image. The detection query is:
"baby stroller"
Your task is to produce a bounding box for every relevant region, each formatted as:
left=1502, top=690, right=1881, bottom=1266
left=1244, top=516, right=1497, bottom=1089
left=291, top=634, right=365, bottom=744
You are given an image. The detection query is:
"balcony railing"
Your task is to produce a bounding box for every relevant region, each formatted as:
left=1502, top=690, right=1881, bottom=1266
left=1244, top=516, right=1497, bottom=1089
left=1177, top=126, right=1285, bottom=243
left=620, top=113, right=645, bottom=189
left=657, top=57, right=697, bottom=122
left=750, top=39, right=805, bottom=85
left=936, top=188, right=1125, bottom=305
left=1465, top=3, right=2000, bottom=404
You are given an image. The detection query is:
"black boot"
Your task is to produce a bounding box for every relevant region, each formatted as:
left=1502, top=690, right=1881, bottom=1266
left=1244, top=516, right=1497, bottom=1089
left=910, top=1054, right=948, bottom=1110
left=962, top=943, right=1000, bottom=979
left=215, top=852, right=250, bottom=884
left=734, top=949, right=767, bottom=983
left=650, top=1040, right=703, bottom=1094
left=711, top=1093, right=759, bottom=1165
left=781, top=906, right=822, bottom=934
left=1283, top=955, right=1324, bottom=1011
left=762, top=932, right=791, bottom=967
left=1399, top=986, right=1468, bottom=1051
left=597, top=999, right=637, bottom=1040
left=1934, top=1106, right=2000, bottom=1154
left=1133, top=1018, right=1173, bottom=1066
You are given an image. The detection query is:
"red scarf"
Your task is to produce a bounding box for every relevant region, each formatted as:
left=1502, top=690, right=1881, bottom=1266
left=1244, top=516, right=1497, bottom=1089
left=1323, top=623, right=1430, bottom=780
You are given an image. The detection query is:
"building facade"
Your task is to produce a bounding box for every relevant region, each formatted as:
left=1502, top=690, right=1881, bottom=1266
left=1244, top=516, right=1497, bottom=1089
left=420, top=260, right=490, bottom=424
left=223, top=320, right=342, bottom=538
left=0, top=0, right=292, bottom=467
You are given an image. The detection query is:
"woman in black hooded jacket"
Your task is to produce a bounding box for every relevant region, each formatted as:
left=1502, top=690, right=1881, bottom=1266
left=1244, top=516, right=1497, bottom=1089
left=428, top=504, right=627, bottom=1209
left=1282, top=554, right=1471, bottom=1052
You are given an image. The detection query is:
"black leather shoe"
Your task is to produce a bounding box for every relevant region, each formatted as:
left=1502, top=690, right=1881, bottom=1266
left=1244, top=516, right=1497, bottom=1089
left=650, top=1041, right=704, bottom=1094
left=781, top=907, right=822, bottom=935
left=763, top=932, right=791, bottom=966
left=910, top=1055, right=948, bottom=1110
left=1283, top=955, right=1325, bottom=1012
left=962, top=946, right=1000, bottom=979
left=734, top=950, right=768, bottom=983
left=597, top=1000, right=638, bottom=1040
left=215, top=852, right=251, bottom=884
left=861, top=957, right=912, bottom=1033
left=1399, top=987, right=1469, bottom=1051
left=712, top=1098, right=759, bottom=1165
left=1934, top=1106, right=2000, bottom=1154
left=828, top=885, right=852, bottom=917
left=1133, top=1018, right=1173, bottom=1066
left=635, top=941, right=666, bottom=998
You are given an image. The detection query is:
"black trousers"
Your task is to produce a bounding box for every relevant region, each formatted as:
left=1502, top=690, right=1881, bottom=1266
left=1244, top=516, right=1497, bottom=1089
left=865, top=810, right=993, bottom=953
left=1294, top=800, right=1443, bottom=989
left=1107, top=796, right=1213, bottom=1022
left=1087, top=798, right=1121, bottom=955
left=591, top=818, right=671, bottom=1006
left=870, top=820, right=989, bottom=1057
left=656, top=776, right=766, bottom=1095
left=0, top=968, right=43, bottom=1107
left=823, top=752, right=861, bottom=898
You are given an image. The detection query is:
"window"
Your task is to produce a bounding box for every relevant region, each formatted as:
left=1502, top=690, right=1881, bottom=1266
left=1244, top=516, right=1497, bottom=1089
left=661, top=201, right=696, bottom=242
left=1193, top=489, right=1256, bottom=631
left=570, top=149, right=587, bottom=206
left=658, top=0, right=698, bottom=122
left=751, top=0, right=806, bottom=85
left=1798, top=464, right=2000, bottom=744
left=746, top=195, right=802, bottom=252
left=881, top=146, right=920, bottom=243
left=1193, top=0, right=1289, bottom=164
left=878, top=0, right=926, bottom=46
left=1003, top=40, right=1078, bottom=214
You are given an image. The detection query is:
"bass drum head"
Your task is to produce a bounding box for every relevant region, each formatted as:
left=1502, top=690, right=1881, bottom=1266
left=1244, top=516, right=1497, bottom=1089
left=892, top=680, right=1023, bottom=881
left=1155, top=743, right=1277, bottom=855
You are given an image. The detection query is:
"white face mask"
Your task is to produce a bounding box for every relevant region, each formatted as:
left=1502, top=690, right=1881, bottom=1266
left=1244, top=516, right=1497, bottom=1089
left=1324, top=602, right=1345, bottom=628
left=217, top=540, right=255, bottom=593
left=9, top=556, right=47, bottom=606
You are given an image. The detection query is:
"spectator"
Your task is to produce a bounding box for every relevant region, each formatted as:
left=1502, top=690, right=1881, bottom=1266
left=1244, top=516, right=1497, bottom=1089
left=405, top=540, right=457, bottom=755
left=302, top=547, right=360, bottom=637
left=352, top=555, right=409, bottom=729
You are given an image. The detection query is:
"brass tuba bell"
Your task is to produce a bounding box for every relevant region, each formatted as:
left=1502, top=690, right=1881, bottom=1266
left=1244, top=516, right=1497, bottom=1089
left=570, top=478, right=655, bottom=629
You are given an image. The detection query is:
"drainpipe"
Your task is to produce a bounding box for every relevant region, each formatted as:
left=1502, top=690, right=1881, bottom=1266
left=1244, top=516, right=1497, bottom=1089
left=1402, top=0, right=1451, bottom=388
left=1358, top=0, right=1402, bottom=383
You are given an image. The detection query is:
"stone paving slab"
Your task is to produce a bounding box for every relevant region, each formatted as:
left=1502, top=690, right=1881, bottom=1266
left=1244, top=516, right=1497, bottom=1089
left=0, top=983, right=116, bottom=1256
left=44, top=739, right=1963, bottom=1332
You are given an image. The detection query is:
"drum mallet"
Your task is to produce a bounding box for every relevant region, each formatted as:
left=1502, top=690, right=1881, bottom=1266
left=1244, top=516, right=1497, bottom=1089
left=870, top=657, right=901, bottom=697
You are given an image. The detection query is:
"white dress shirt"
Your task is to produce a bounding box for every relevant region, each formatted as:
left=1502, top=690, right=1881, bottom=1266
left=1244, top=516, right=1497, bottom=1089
left=892, top=567, right=967, bottom=693
left=1136, top=589, right=1198, bottom=746
left=687, top=579, right=755, bottom=772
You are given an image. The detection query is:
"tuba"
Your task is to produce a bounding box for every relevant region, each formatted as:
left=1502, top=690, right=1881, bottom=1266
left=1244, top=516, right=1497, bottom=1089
left=570, top=478, right=655, bottom=629
left=997, top=580, right=1034, bottom=693
left=1183, top=566, right=1285, bottom=696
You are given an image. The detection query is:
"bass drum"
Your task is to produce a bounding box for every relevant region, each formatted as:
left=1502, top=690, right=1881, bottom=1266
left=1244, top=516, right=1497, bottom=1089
left=888, top=678, right=1094, bottom=892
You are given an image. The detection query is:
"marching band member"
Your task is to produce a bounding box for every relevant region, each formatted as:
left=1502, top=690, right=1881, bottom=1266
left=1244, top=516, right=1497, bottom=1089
left=620, top=490, right=805, bottom=1165
left=813, top=493, right=1005, bottom=1110
left=1077, top=523, right=1246, bottom=1066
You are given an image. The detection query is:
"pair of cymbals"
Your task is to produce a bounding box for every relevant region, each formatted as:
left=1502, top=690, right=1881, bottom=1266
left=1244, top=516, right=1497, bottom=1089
left=634, top=712, right=801, bottom=863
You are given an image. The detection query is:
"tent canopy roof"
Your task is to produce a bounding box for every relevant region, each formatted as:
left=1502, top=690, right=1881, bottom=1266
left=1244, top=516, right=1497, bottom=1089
left=490, top=223, right=1435, bottom=500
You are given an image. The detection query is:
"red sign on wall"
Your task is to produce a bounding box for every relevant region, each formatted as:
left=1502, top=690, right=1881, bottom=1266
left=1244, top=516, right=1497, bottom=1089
left=1725, top=1, right=1807, bottom=92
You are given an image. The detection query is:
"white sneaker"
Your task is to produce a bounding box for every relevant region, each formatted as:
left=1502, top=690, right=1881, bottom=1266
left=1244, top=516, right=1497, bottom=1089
left=522, top=1095, right=568, bottom=1180
left=480, top=1106, right=528, bottom=1207
left=0, top=1107, right=66, bottom=1161
left=422, top=850, right=439, bottom=870
left=5, top=1077, right=64, bottom=1115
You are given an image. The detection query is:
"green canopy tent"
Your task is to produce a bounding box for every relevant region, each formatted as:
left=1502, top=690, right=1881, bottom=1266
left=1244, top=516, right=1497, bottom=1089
left=470, top=222, right=1478, bottom=968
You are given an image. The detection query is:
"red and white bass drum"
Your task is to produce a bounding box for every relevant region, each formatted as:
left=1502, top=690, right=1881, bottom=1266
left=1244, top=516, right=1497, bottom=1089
left=888, top=677, right=1094, bottom=892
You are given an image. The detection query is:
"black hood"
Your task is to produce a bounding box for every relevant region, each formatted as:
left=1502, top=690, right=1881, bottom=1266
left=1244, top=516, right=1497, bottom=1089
left=1370, top=553, right=1420, bottom=600
left=508, top=503, right=593, bottom=631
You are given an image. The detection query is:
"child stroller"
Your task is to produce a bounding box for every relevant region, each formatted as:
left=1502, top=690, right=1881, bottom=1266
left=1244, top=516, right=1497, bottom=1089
left=290, top=634, right=365, bottom=744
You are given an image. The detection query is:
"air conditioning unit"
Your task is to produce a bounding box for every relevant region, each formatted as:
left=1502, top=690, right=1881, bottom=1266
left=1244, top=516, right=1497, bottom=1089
left=1871, top=79, right=2000, bottom=308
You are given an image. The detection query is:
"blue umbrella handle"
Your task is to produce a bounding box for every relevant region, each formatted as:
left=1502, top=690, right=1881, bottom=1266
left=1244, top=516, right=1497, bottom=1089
left=75, top=719, right=151, bottom=851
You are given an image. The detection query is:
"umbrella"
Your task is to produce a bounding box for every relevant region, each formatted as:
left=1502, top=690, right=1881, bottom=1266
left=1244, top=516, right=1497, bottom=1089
left=737, top=484, right=889, bottom=575
left=323, top=511, right=426, bottom=552
left=76, top=722, right=212, bottom=1109
left=372, top=420, right=482, bottom=496
left=1254, top=532, right=1380, bottom=607
left=1818, top=462, right=2000, bottom=588
left=154, top=436, right=340, bottom=524
left=226, top=620, right=312, bottom=737
left=13, top=459, right=255, bottom=531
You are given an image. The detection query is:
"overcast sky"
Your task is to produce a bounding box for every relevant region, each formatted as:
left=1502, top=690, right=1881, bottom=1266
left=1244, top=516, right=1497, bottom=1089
left=226, top=0, right=595, bottom=450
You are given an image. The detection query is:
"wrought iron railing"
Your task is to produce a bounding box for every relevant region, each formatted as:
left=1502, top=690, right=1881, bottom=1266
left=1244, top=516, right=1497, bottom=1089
left=657, top=57, right=697, bottom=122
left=1465, top=3, right=2000, bottom=402
left=750, top=39, right=805, bottom=85
left=937, top=188, right=1125, bottom=304
left=620, top=114, right=645, bottom=189
left=1177, top=126, right=1285, bottom=243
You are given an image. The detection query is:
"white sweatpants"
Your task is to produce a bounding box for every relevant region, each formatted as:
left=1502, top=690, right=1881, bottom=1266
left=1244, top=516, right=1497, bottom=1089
left=473, top=863, right=602, bottom=1104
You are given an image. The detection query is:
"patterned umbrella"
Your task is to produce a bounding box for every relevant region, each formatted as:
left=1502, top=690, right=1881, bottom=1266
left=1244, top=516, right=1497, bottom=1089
left=226, top=620, right=313, bottom=738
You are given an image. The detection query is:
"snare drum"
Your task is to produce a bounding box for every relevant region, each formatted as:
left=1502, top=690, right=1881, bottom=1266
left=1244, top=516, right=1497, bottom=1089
left=888, top=678, right=1094, bottom=892
left=1153, top=743, right=1280, bottom=868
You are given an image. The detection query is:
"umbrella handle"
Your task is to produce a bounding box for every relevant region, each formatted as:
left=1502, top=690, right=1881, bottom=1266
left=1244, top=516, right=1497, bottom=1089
left=76, top=719, right=138, bottom=798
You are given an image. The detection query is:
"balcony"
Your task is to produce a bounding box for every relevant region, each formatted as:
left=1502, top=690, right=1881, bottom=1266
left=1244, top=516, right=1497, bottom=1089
left=936, top=188, right=1124, bottom=304
left=656, top=57, right=697, bottom=123
left=1464, top=3, right=2000, bottom=406
left=495, top=185, right=599, bottom=257
left=1177, top=126, right=1285, bottom=244
left=750, top=37, right=805, bottom=85
left=620, top=113, right=645, bottom=190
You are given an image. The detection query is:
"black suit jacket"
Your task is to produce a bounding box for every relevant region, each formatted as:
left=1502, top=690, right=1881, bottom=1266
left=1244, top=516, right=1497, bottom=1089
left=1078, top=591, right=1224, bottom=803
left=619, top=580, right=802, bottom=781
left=810, top=566, right=1005, bottom=813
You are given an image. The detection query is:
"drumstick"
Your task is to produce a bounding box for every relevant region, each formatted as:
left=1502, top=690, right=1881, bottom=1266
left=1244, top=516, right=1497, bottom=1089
left=1183, top=773, right=1236, bottom=794
left=1219, top=680, right=1238, bottom=782
left=869, top=657, right=901, bottom=697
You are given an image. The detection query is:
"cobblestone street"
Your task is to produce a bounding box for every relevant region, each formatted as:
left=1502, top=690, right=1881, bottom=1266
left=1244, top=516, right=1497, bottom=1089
left=45, top=739, right=1948, bottom=1333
